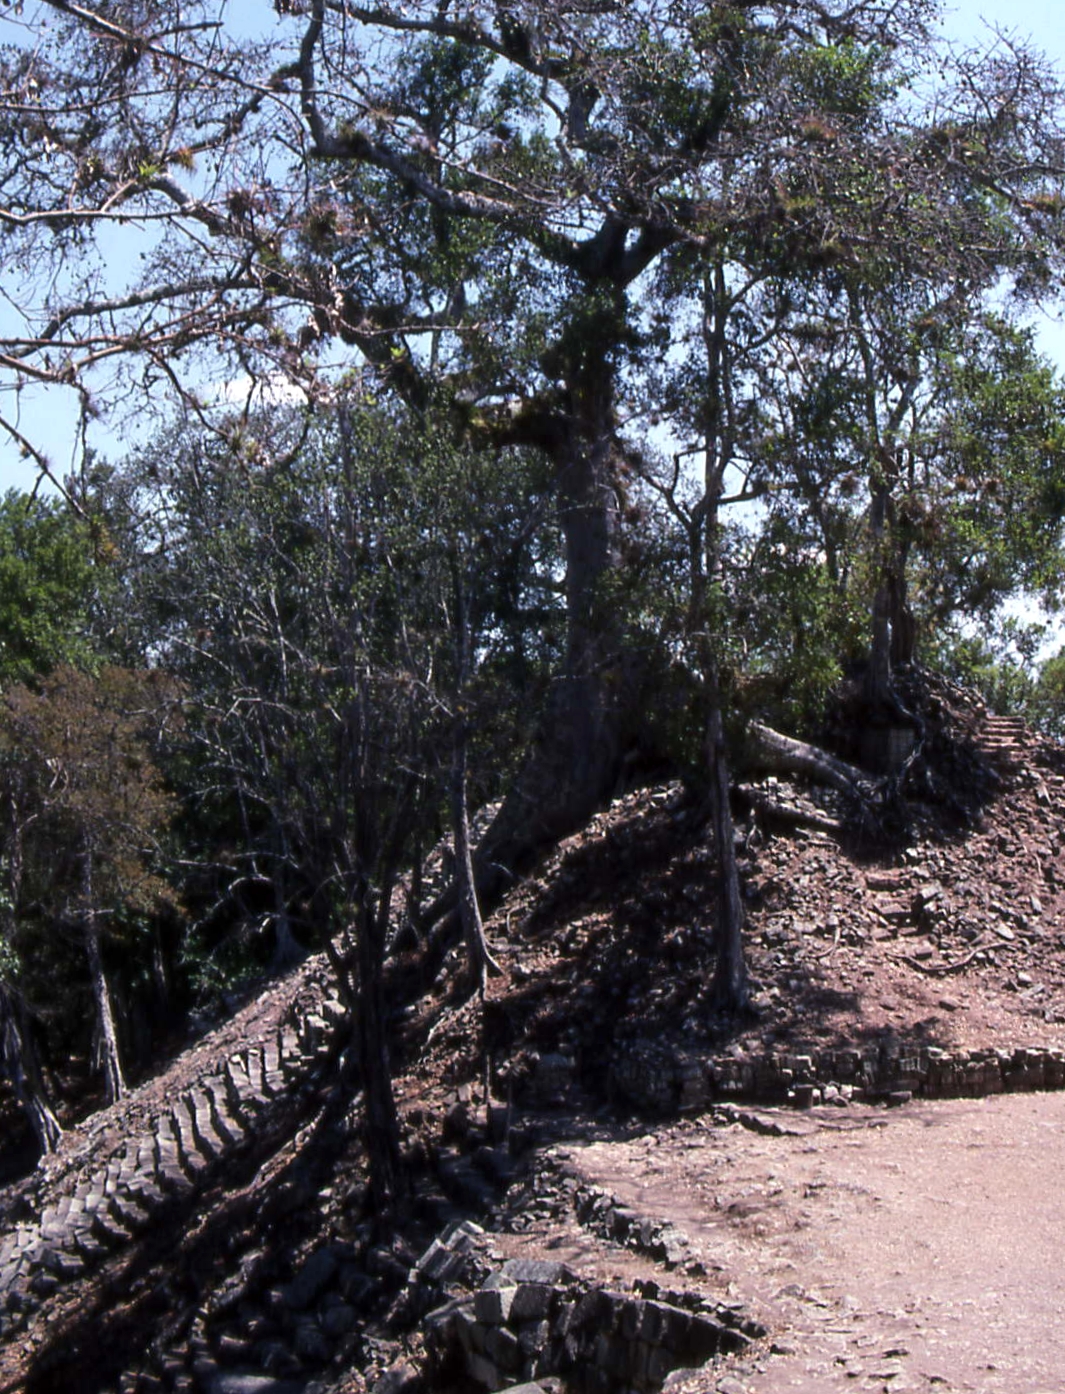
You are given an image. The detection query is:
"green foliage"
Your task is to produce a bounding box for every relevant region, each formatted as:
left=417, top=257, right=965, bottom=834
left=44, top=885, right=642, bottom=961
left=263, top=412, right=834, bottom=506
left=0, top=491, right=101, bottom=683
left=728, top=515, right=864, bottom=734
left=911, top=317, right=1065, bottom=627
left=1030, top=648, right=1065, bottom=736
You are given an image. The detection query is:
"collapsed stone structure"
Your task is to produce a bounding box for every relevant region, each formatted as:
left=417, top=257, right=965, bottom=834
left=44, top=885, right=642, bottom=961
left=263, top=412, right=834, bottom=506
left=4, top=685, right=1065, bottom=1392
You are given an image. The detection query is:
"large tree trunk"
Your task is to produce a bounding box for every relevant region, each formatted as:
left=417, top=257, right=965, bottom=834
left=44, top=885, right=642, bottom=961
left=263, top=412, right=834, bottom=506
left=82, top=850, right=126, bottom=1105
left=0, top=984, right=62, bottom=1154
left=748, top=721, right=879, bottom=797
left=866, top=480, right=895, bottom=710
left=472, top=422, right=629, bottom=902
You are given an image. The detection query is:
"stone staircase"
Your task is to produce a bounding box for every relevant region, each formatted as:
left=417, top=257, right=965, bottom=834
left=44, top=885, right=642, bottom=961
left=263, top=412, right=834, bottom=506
left=0, top=952, right=347, bottom=1352
left=977, top=713, right=1030, bottom=774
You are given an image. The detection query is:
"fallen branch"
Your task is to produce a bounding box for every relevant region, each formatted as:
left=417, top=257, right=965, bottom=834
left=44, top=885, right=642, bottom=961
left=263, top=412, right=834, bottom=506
left=890, top=947, right=984, bottom=976
left=737, top=785, right=844, bottom=835
left=747, top=722, right=881, bottom=799
left=809, top=922, right=844, bottom=960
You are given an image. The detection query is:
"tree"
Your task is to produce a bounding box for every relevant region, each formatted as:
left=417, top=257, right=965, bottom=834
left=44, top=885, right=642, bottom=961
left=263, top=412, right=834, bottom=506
left=740, top=293, right=1065, bottom=740
left=0, top=490, right=101, bottom=684
left=0, top=666, right=178, bottom=1108
left=6, top=0, right=1065, bottom=889
left=94, top=395, right=550, bottom=1207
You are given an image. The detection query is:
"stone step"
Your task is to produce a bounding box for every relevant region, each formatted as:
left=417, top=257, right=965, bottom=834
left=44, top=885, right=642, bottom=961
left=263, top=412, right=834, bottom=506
left=170, top=1099, right=210, bottom=1177
left=67, top=1220, right=110, bottom=1263
left=39, top=1245, right=87, bottom=1281
left=435, top=1152, right=501, bottom=1211
left=243, top=1048, right=271, bottom=1101
left=202, top=1075, right=246, bottom=1148
left=187, top=1088, right=226, bottom=1159
left=224, top=1055, right=266, bottom=1115
left=154, top=1116, right=195, bottom=1195
left=108, top=1185, right=152, bottom=1232
left=88, top=1201, right=134, bottom=1248
left=278, top=1026, right=302, bottom=1069
left=120, top=1167, right=168, bottom=1212
left=269, top=1030, right=296, bottom=1085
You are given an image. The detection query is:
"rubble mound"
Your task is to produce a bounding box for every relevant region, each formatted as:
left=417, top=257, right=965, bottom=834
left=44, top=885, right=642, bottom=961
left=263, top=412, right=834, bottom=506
left=2, top=671, right=1065, bottom=1394
left=413, top=671, right=1065, bottom=1124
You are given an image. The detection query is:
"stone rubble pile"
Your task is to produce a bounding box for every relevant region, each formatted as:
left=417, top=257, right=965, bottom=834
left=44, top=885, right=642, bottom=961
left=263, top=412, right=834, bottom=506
left=425, top=1256, right=753, bottom=1394
left=0, top=955, right=347, bottom=1349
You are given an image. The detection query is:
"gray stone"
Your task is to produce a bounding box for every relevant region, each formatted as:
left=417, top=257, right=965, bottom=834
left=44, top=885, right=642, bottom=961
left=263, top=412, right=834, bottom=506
left=510, top=1283, right=555, bottom=1322
left=370, top=1361, right=422, bottom=1394
left=475, top=1285, right=517, bottom=1323
left=293, top=1316, right=333, bottom=1364
left=207, top=1374, right=306, bottom=1394
left=319, top=1300, right=358, bottom=1337
left=283, top=1248, right=339, bottom=1311
left=256, top=1340, right=303, bottom=1377
left=496, top=1259, right=576, bottom=1287
left=516, top=1319, right=551, bottom=1357
left=484, top=1322, right=523, bottom=1372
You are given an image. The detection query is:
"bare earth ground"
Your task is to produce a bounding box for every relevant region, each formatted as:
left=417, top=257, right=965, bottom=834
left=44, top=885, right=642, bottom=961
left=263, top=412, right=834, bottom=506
left=560, top=1094, right=1065, bottom=1394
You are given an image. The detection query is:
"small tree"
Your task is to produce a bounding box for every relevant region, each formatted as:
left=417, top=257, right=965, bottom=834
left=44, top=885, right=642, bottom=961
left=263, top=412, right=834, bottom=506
left=0, top=666, right=179, bottom=1106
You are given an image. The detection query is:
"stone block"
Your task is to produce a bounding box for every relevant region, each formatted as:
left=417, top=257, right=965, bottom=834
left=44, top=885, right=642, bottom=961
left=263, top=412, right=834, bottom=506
left=369, top=1360, right=422, bottom=1394
left=424, top=1295, right=472, bottom=1349
left=645, top=1344, right=680, bottom=1386
left=466, top=1350, right=505, bottom=1390
left=497, top=1259, right=576, bottom=1286
left=516, top=1318, right=551, bottom=1357
left=684, top=1312, right=730, bottom=1359
left=454, top=1304, right=487, bottom=1349
left=293, top=1315, right=333, bottom=1363
left=485, top=1322, right=523, bottom=1373
left=320, top=1300, right=358, bottom=1337
left=593, top=1331, right=634, bottom=1380
left=509, top=1283, right=555, bottom=1323
left=475, top=1284, right=517, bottom=1324
left=283, top=1247, right=338, bottom=1311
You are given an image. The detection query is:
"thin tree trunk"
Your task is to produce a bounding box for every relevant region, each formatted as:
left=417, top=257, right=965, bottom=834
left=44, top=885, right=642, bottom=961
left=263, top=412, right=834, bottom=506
left=707, top=697, right=749, bottom=1013
left=355, top=880, right=400, bottom=1228
left=0, top=789, right=62, bottom=1151
left=0, top=985, right=62, bottom=1153
left=448, top=551, right=502, bottom=989
left=451, top=724, right=501, bottom=991
left=82, top=848, right=126, bottom=1104
left=700, top=256, right=749, bottom=1014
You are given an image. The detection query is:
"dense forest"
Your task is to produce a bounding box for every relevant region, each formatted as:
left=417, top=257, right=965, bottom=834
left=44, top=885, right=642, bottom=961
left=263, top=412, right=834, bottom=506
left=4, top=0, right=1065, bottom=1203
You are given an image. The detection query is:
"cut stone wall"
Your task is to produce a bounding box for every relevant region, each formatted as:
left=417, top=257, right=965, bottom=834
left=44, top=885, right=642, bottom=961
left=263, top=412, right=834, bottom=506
left=425, top=1258, right=754, bottom=1394
left=609, top=1037, right=1065, bottom=1115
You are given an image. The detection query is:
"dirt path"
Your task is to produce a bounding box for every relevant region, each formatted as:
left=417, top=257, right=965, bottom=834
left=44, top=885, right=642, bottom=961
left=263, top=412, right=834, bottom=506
left=567, top=1092, right=1065, bottom=1394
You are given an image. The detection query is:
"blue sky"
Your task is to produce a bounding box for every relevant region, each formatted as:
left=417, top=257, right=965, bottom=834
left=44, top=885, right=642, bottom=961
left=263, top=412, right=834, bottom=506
left=1, top=0, right=1063, bottom=497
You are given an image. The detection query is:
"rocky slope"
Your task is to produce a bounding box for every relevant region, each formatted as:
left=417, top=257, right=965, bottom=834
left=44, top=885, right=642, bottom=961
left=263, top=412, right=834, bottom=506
left=2, top=672, right=1064, bottom=1394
